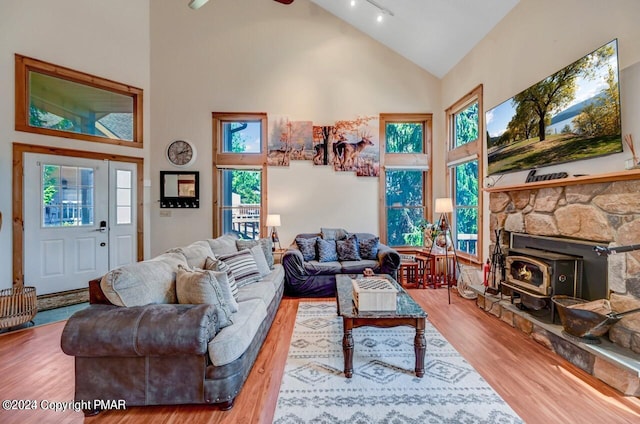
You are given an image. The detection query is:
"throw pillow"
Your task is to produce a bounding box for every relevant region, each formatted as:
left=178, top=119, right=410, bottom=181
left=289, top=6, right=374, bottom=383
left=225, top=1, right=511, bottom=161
left=236, top=238, right=275, bottom=269
left=206, top=233, right=239, bottom=256
left=336, top=234, right=361, bottom=261
left=218, top=249, right=261, bottom=288
left=321, top=227, right=349, bottom=240
left=296, top=237, right=318, bottom=261
left=204, top=256, right=238, bottom=301
left=317, top=238, right=338, bottom=262
left=359, top=236, right=380, bottom=260
left=250, top=245, right=271, bottom=277
left=166, top=240, right=214, bottom=269
left=176, top=265, right=233, bottom=329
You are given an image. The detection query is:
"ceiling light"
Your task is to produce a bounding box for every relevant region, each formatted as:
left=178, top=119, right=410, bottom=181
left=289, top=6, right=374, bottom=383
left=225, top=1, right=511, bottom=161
left=365, top=0, right=394, bottom=18
left=350, top=0, right=356, bottom=7
left=376, top=13, right=383, bottom=23
left=188, top=0, right=210, bottom=10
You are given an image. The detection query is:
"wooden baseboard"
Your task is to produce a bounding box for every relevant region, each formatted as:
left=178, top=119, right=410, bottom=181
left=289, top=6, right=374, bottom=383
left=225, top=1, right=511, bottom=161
left=36, top=288, right=88, bottom=311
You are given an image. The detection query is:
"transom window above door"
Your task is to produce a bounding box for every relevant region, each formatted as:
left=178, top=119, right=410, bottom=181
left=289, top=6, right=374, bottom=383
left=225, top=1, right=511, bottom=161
left=15, top=54, right=143, bottom=147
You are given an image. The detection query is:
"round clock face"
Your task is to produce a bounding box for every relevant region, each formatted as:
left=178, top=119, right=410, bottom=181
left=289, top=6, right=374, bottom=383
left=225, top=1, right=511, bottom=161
left=167, top=140, right=196, bottom=167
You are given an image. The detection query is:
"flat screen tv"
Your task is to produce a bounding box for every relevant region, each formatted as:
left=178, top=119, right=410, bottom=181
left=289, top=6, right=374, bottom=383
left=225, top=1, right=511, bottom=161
left=485, top=39, right=622, bottom=175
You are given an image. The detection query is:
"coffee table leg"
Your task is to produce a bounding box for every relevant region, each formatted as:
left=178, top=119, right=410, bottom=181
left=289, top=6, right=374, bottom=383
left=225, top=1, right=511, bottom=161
left=414, top=318, right=426, bottom=377
left=342, top=318, right=354, bottom=378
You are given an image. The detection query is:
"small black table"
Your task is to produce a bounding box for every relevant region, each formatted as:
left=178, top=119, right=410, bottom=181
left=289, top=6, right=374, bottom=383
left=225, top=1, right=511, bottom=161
left=335, top=274, right=427, bottom=378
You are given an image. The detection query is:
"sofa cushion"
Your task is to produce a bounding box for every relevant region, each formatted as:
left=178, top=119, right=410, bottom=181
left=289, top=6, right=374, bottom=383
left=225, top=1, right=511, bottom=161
left=236, top=238, right=274, bottom=269
left=100, top=252, right=185, bottom=306
left=321, top=227, right=348, bottom=240
left=336, top=234, right=361, bottom=261
left=250, top=245, right=271, bottom=277
left=296, top=236, right=318, bottom=261
left=235, top=280, right=276, bottom=307
left=206, top=234, right=239, bottom=256
left=317, top=238, right=338, bottom=262
left=218, top=249, right=261, bottom=288
left=167, top=240, right=214, bottom=269
left=359, top=236, right=380, bottom=260
left=204, top=256, right=239, bottom=301
left=208, top=298, right=267, bottom=366
left=176, top=266, right=233, bottom=329
left=261, top=264, right=285, bottom=293
left=304, top=260, right=342, bottom=275
left=341, top=259, right=379, bottom=274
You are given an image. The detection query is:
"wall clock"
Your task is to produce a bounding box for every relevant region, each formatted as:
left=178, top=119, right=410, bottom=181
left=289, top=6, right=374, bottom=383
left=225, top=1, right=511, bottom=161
left=166, top=140, right=196, bottom=167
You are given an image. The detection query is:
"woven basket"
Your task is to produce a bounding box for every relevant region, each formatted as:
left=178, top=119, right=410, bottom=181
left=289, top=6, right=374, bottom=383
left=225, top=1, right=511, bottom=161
left=0, top=286, right=38, bottom=329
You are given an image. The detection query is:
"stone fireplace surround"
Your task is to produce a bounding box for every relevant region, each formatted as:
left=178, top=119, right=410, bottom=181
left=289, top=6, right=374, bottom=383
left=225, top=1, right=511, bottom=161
left=480, top=170, right=640, bottom=396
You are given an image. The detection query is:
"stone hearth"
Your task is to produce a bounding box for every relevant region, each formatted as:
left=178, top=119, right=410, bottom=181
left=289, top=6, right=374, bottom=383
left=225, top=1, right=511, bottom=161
left=489, top=178, right=640, bottom=354
left=471, top=285, right=640, bottom=396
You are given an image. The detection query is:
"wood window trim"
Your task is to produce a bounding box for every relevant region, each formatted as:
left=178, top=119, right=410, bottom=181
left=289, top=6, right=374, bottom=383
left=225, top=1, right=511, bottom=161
left=211, top=112, right=268, bottom=238
left=445, top=84, right=484, bottom=264
left=15, top=54, right=144, bottom=147
left=379, top=113, right=433, bottom=245
left=11, top=143, right=144, bottom=287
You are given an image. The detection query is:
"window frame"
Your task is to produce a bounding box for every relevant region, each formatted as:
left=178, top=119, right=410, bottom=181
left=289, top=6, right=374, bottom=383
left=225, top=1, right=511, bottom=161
left=15, top=54, right=143, bottom=147
left=445, top=84, right=484, bottom=263
left=212, top=112, right=268, bottom=238
left=379, top=113, right=433, bottom=246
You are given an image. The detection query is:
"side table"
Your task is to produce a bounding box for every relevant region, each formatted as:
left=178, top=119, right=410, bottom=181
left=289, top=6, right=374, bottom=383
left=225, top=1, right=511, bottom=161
left=272, top=248, right=286, bottom=264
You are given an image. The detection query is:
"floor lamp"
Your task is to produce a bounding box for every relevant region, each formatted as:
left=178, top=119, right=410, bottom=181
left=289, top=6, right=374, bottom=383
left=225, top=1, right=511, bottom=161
left=430, top=198, right=460, bottom=304
left=266, top=214, right=281, bottom=251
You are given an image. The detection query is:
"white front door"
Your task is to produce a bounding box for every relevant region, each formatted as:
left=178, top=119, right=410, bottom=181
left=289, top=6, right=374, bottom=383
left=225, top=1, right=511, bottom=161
left=23, top=153, right=137, bottom=295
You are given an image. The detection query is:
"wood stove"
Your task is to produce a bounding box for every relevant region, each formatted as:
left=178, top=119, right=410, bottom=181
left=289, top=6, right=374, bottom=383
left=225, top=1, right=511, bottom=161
left=502, top=247, right=583, bottom=320
left=505, top=248, right=582, bottom=298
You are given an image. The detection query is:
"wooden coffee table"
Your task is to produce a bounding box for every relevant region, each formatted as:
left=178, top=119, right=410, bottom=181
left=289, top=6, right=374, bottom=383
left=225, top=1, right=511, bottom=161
left=335, top=274, right=427, bottom=378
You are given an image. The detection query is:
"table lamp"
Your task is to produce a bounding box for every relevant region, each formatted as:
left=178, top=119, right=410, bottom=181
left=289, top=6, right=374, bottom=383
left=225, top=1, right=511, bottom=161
left=266, top=214, right=281, bottom=250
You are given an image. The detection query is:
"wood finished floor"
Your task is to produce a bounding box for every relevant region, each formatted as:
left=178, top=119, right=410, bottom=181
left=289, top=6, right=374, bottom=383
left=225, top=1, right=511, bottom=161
left=1, top=288, right=639, bottom=424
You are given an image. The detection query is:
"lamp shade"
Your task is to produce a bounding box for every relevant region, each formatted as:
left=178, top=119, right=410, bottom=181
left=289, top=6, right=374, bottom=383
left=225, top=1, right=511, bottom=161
left=266, top=214, right=281, bottom=227
left=435, top=198, right=453, bottom=213
left=188, top=0, right=209, bottom=10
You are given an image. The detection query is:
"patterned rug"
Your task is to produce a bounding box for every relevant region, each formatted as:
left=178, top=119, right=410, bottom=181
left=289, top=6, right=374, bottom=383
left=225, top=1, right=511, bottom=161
left=273, top=301, right=523, bottom=424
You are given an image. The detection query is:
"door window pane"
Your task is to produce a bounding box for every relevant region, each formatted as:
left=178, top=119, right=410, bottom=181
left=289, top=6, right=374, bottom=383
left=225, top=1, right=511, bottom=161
left=453, top=160, right=478, bottom=255
left=116, top=170, right=132, bottom=224
left=42, top=164, right=94, bottom=227
left=385, top=170, right=425, bottom=246
left=385, top=123, right=423, bottom=153
left=221, top=121, right=262, bottom=153
left=220, top=169, right=262, bottom=239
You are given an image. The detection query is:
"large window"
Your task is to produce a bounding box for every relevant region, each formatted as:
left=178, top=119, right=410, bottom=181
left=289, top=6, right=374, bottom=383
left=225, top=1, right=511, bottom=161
left=15, top=55, right=143, bottom=146
left=380, top=114, right=432, bottom=247
left=212, top=113, right=267, bottom=239
left=446, top=85, right=483, bottom=261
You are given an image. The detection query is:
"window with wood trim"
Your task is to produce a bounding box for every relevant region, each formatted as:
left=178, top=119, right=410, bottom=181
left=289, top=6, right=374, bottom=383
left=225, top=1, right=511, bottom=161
left=446, top=85, right=483, bottom=262
left=212, top=113, right=267, bottom=239
left=379, top=114, right=432, bottom=247
left=15, top=55, right=143, bottom=146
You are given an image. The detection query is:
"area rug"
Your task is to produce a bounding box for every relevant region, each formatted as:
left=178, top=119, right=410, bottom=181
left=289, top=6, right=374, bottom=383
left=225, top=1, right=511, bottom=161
left=273, top=302, right=523, bottom=423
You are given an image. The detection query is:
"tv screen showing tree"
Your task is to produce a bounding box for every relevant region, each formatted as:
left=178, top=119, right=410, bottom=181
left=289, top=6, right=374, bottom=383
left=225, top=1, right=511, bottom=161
left=485, top=39, right=622, bottom=175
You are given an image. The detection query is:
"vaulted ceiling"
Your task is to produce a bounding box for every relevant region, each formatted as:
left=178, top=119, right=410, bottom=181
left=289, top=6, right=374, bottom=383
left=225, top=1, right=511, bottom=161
left=309, top=0, right=520, bottom=78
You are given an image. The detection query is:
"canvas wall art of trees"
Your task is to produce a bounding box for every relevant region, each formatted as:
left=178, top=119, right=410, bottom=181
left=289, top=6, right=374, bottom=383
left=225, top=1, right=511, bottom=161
left=485, top=39, right=622, bottom=175
left=267, top=117, right=313, bottom=166
left=269, top=115, right=380, bottom=177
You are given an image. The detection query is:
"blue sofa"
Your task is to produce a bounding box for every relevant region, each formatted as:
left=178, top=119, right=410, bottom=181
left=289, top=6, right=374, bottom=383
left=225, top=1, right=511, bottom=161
left=282, top=231, right=400, bottom=297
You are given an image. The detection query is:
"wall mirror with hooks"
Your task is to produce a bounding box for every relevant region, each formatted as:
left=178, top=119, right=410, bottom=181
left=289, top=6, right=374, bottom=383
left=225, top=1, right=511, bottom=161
left=160, top=171, right=199, bottom=208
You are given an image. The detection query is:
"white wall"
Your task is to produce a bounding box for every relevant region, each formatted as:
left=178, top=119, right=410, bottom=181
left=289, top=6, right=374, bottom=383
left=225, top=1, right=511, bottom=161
left=0, top=0, right=151, bottom=290
left=149, top=0, right=439, bottom=254
left=441, top=0, right=640, bottom=259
